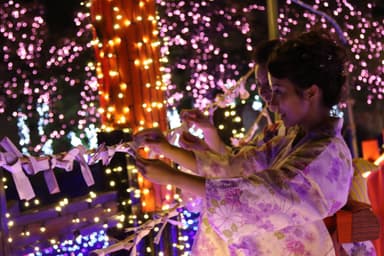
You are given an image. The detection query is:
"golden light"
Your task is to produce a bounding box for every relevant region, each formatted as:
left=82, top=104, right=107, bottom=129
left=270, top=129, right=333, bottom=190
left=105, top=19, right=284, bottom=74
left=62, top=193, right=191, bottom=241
left=91, top=0, right=172, bottom=215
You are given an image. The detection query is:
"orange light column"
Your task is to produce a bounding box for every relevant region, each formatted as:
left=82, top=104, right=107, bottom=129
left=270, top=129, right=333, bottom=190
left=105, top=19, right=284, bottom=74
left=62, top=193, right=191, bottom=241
left=90, top=0, right=172, bottom=212
left=90, top=0, right=167, bottom=133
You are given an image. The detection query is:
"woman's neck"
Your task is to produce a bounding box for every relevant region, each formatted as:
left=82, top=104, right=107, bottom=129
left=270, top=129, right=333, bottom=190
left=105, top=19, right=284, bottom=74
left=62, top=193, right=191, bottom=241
left=301, top=107, right=331, bottom=133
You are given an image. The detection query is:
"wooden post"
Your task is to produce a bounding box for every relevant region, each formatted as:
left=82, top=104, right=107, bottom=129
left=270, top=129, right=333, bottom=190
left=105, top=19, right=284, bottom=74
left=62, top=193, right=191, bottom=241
left=90, top=1, right=173, bottom=254
left=266, top=0, right=279, bottom=40
left=346, top=89, right=359, bottom=158
left=0, top=169, right=10, bottom=256
left=266, top=0, right=280, bottom=122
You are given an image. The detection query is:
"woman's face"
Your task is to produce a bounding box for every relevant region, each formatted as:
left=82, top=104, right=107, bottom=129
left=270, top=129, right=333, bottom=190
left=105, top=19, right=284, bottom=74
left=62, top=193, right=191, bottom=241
left=269, top=76, right=310, bottom=128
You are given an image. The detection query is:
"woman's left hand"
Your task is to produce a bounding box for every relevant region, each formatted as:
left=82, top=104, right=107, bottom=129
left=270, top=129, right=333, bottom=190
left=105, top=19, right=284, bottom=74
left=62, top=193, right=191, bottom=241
left=135, top=156, right=177, bottom=185
left=135, top=155, right=206, bottom=197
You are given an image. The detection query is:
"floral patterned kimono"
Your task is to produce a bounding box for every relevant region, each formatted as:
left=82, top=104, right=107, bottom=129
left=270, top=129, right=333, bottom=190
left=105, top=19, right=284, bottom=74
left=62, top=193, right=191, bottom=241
left=190, top=117, right=353, bottom=256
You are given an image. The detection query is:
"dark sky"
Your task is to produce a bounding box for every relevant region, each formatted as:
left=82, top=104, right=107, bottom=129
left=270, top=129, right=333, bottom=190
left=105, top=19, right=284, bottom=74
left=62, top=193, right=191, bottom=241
left=37, top=0, right=79, bottom=32
left=32, top=0, right=384, bottom=29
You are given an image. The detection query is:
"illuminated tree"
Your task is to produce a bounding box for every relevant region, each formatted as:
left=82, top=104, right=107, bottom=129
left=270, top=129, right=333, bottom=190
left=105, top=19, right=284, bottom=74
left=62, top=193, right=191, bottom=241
left=0, top=0, right=99, bottom=154
left=157, top=0, right=384, bottom=146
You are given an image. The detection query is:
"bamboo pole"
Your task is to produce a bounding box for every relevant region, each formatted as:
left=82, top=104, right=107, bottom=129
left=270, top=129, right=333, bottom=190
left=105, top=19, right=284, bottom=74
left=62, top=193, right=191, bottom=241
left=266, top=0, right=280, bottom=122
left=266, top=0, right=279, bottom=40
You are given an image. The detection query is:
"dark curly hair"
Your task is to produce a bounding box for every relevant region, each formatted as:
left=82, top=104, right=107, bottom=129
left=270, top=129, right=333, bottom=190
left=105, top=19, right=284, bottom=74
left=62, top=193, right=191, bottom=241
left=253, top=39, right=281, bottom=66
left=268, top=30, right=347, bottom=108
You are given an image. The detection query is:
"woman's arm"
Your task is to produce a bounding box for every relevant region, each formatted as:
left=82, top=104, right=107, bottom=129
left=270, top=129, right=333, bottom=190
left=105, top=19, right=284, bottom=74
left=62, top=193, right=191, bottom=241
left=181, top=109, right=229, bottom=154
left=133, top=128, right=198, bottom=172
left=136, top=157, right=206, bottom=197
left=157, top=143, right=198, bottom=172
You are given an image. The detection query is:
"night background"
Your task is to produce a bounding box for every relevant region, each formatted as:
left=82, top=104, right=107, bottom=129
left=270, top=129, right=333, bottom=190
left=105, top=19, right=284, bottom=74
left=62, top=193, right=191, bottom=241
left=0, top=0, right=383, bottom=255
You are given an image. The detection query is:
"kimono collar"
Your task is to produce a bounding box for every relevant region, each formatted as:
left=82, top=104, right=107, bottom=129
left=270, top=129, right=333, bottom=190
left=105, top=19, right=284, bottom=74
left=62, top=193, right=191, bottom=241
left=306, top=117, right=344, bottom=139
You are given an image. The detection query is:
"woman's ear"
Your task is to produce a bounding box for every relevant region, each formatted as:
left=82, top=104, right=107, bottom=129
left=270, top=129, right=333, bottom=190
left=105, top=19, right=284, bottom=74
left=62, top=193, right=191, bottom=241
left=304, top=84, right=320, bottom=100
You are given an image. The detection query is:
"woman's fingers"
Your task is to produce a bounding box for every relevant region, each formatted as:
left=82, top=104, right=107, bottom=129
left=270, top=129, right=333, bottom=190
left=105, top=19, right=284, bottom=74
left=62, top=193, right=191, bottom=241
left=180, top=109, right=203, bottom=123
left=179, top=134, right=198, bottom=150
left=179, top=131, right=208, bottom=151
left=135, top=155, right=148, bottom=175
left=181, top=131, right=199, bottom=143
left=134, top=128, right=163, bottom=141
left=180, top=110, right=214, bottom=132
left=135, top=156, right=174, bottom=185
left=135, top=155, right=159, bottom=176
left=133, top=128, right=166, bottom=148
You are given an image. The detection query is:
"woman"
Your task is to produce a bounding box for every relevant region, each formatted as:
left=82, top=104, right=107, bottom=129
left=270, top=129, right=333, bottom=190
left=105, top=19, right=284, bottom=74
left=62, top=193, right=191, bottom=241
left=134, top=30, right=353, bottom=255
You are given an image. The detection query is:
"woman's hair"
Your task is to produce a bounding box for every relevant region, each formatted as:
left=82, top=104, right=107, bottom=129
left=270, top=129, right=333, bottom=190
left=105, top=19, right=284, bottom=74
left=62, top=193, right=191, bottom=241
left=253, top=39, right=281, bottom=66
left=268, top=30, right=347, bottom=108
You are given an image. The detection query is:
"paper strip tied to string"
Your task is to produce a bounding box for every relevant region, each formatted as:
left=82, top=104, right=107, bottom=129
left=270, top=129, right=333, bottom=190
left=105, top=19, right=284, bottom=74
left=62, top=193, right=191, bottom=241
left=23, top=156, right=60, bottom=194
left=0, top=137, right=35, bottom=200
left=91, top=205, right=182, bottom=256
left=76, top=146, right=95, bottom=186
left=0, top=137, right=141, bottom=201
left=56, top=147, right=95, bottom=187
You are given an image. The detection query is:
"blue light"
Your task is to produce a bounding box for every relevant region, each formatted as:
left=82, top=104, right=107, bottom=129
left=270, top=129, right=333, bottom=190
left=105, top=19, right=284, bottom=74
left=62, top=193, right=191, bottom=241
left=33, top=229, right=109, bottom=255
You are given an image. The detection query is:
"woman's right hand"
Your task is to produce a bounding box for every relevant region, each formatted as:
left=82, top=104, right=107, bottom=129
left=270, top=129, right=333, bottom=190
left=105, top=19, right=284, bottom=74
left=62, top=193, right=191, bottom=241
left=133, top=128, right=170, bottom=154
left=179, top=131, right=210, bottom=151
left=180, top=109, right=214, bottom=132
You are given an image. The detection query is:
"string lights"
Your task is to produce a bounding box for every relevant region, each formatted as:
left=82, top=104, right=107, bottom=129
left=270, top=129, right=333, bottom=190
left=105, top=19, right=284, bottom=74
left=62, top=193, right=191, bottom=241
left=90, top=0, right=167, bottom=133
left=157, top=0, right=383, bottom=143
left=0, top=0, right=100, bottom=155
left=279, top=0, right=383, bottom=105
left=0, top=0, right=382, bottom=255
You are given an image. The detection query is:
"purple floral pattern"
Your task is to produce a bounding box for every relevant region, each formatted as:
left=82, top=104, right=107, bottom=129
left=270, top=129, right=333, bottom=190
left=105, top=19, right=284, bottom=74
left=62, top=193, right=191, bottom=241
left=342, top=242, right=377, bottom=256
left=192, top=118, right=353, bottom=255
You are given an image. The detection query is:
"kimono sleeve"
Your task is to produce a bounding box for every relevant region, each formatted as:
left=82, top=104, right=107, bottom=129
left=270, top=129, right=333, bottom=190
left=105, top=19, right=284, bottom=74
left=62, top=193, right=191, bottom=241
left=204, top=137, right=353, bottom=244
left=193, top=138, right=278, bottom=178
